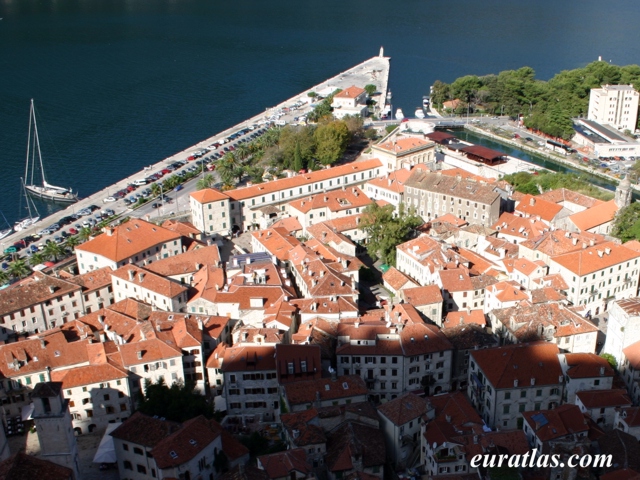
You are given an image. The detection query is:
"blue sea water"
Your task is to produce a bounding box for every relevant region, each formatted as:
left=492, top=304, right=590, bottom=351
left=1, top=0, right=639, bottom=224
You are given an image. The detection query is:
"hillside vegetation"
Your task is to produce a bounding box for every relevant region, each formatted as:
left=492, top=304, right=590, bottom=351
left=431, top=61, right=640, bottom=139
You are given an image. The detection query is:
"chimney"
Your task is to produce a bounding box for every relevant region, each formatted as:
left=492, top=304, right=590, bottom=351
left=106, top=227, right=114, bottom=236
left=40, top=339, right=46, bottom=349
left=530, top=197, right=535, bottom=206
left=195, top=263, right=202, bottom=271
left=98, top=315, right=105, bottom=325
left=530, top=377, right=535, bottom=386
left=572, top=237, right=578, bottom=245
left=597, top=250, right=604, bottom=258
left=514, top=379, right=519, bottom=387
left=590, top=239, right=595, bottom=247
left=197, top=318, right=203, bottom=330
left=128, top=270, right=135, bottom=281
left=600, top=366, right=605, bottom=376
left=605, top=247, right=611, bottom=255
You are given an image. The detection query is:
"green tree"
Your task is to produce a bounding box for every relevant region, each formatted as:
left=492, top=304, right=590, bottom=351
left=600, top=353, right=618, bottom=370
left=196, top=173, right=216, bottom=190
left=292, top=141, right=304, bottom=172
left=314, top=120, right=350, bottom=166
left=244, top=165, right=264, bottom=184
left=43, top=242, right=65, bottom=263
left=359, top=203, right=422, bottom=266
left=364, top=84, right=377, bottom=96
left=7, top=260, right=31, bottom=279
left=0, top=270, right=8, bottom=286
left=78, top=227, right=93, bottom=242
left=136, top=378, right=213, bottom=422
left=150, top=183, right=161, bottom=197
left=28, top=252, right=46, bottom=266
left=342, top=115, right=364, bottom=137
left=612, top=203, right=640, bottom=242
left=65, top=236, right=80, bottom=251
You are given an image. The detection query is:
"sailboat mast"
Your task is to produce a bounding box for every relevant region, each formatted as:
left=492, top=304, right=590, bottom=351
left=24, top=100, right=33, bottom=181
left=31, top=101, right=47, bottom=186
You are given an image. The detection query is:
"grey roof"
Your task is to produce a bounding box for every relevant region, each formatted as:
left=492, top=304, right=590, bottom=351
left=405, top=170, right=500, bottom=204
left=31, top=381, right=63, bottom=398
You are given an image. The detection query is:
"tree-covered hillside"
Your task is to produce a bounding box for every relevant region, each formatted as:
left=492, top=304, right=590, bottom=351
left=431, top=62, right=640, bottom=139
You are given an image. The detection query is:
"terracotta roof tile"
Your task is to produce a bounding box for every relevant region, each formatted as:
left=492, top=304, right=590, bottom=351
left=258, top=449, right=311, bottom=479
left=220, top=345, right=276, bottom=373
left=383, top=267, right=417, bottom=291
left=521, top=404, right=588, bottom=442
left=443, top=310, right=486, bottom=328
left=471, top=343, right=562, bottom=389
left=576, top=388, right=632, bottom=409
left=551, top=241, right=640, bottom=275
left=325, top=421, right=385, bottom=472
left=403, top=285, right=443, bottom=305
left=111, top=265, right=188, bottom=298
left=283, top=375, right=367, bottom=406
left=76, top=219, right=181, bottom=263
left=50, top=362, right=128, bottom=389
left=189, top=188, right=229, bottom=203
left=146, top=245, right=221, bottom=277
left=569, top=199, right=619, bottom=231
left=492, top=212, right=548, bottom=240
left=563, top=353, right=614, bottom=379
left=377, top=392, right=428, bottom=425
left=515, top=195, right=564, bottom=222
left=227, top=159, right=382, bottom=201
left=334, top=86, right=366, bottom=99
left=0, top=272, right=81, bottom=316
left=288, top=187, right=372, bottom=215
left=537, top=188, right=603, bottom=209
left=0, top=452, right=72, bottom=480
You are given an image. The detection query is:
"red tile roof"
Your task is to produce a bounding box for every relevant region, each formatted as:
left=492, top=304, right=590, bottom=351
left=551, top=241, right=640, bottom=276
left=111, top=265, right=188, bottom=298
left=576, top=389, right=632, bottom=409
left=443, top=310, right=486, bottom=328
left=51, top=363, right=128, bottom=389
left=226, top=159, right=382, bottom=201
left=568, top=199, right=619, bottom=231
left=471, top=343, right=562, bottom=389
left=403, top=285, right=443, bottom=305
left=375, top=136, right=434, bottom=154
left=563, top=353, right=614, bottom=379
left=283, top=375, right=367, bottom=406
left=383, top=266, right=417, bottom=291
left=0, top=452, right=72, bottom=480
left=288, top=187, right=372, bottom=214
left=521, top=404, right=588, bottom=442
left=334, top=86, right=366, bottom=99
left=146, top=245, right=221, bottom=277
left=515, top=195, right=564, bottom=222
left=220, top=345, right=276, bottom=373
left=377, top=392, right=428, bottom=425
left=189, top=188, right=229, bottom=203
left=76, top=219, right=181, bottom=262
left=258, top=448, right=311, bottom=479
left=325, top=422, right=385, bottom=473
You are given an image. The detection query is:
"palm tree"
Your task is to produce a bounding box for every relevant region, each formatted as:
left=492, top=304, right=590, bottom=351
left=0, top=270, right=9, bottom=286
left=196, top=174, right=215, bottom=191
left=28, top=252, right=46, bottom=267
left=8, top=260, right=30, bottom=279
left=235, top=143, right=251, bottom=162
left=150, top=183, right=161, bottom=198
left=65, top=236, right=80, bottom=250
left=78, top=227, right=92, bottom=242
left=43, top=241, right=65, bottom=263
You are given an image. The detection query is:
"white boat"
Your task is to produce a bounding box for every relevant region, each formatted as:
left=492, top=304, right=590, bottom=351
left=14, top=178, right=40, bottom=232
left=395, top=108, right=405, bottom=120
left=0, top=211, right=12, bottom=240
left=415, top=108, right=425, bottom=119
left=423, top=96, right=430, bottom=108
left=23, top=100, right=79, bottom=204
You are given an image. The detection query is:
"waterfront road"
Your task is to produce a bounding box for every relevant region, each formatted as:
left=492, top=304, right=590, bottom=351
left=1, top=55, right=391, bottom=259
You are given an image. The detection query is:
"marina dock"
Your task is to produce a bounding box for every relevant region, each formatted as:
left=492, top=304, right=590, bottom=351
left=1, top=53, right=390, bottom=249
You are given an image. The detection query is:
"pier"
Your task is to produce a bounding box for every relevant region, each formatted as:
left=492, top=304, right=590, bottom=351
left=2, top=53, right=390, bottom=251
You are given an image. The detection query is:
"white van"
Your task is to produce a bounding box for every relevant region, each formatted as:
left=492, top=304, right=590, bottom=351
left=133, top=178, right=148, bottom=186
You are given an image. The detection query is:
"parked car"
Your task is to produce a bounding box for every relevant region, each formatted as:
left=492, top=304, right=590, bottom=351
left=103, top=196, right=117, bottom=203
left=68, top=228, right=78, bottom=235
left=151, top=203, right=161, bottom=209
left=174, top=184, right=184, bottom=191
left=3, top=247, right=16, bottom=255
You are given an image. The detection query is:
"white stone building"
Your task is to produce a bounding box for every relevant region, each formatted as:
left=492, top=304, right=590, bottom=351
left=588, top=84, right=639, bottom=132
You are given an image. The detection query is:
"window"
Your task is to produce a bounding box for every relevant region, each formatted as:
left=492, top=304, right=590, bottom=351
left=520, top=391, right=526, bottom=398
left=504, top=392, right=511, bottom=400
left=122, top=443, right=129, bottom=451
left=123, top=461, right=133, bottom=470
left=134, top=447, right=144, bottom=455
left=137, top=464, right=147, bottom=474
left=503, top=405, right=510, bottom=414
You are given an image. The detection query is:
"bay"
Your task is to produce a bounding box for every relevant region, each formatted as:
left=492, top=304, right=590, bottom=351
left=1, top=0, right=639, bottom=225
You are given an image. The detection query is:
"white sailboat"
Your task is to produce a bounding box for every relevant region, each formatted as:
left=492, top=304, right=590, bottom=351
left=14, top=178, right=40, bottom=232
left=24, top=100, right=79, bottom=204
left=0, top=211, right=12, bottom=240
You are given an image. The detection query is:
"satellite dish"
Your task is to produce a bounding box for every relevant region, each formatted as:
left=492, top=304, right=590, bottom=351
left=432, top=442, right=437, bottom=449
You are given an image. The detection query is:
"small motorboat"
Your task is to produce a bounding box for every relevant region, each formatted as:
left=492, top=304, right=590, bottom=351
left=395, top=109, right=405, bottom=120
left=415, top=108, right=425, bottom=119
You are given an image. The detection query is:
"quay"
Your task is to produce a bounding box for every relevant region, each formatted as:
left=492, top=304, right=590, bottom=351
left=1, top=52, right=390, bottom=249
